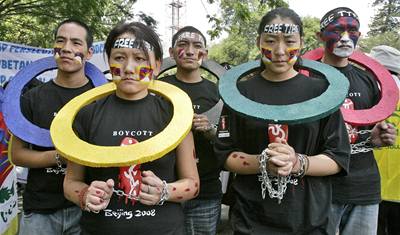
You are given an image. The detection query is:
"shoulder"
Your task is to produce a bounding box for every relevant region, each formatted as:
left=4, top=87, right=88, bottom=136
left=159, top=75, right=177, bottom=83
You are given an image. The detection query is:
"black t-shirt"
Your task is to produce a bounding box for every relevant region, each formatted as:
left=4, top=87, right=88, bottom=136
left=214, top=73, right=350, bottom=234
left=73, top=93, right=183, bottom=235
left=161, top=75, right=222, bottom=199
left=325, top=64, right=381, bottom=205
left=20, top=79, right=93, bottom=213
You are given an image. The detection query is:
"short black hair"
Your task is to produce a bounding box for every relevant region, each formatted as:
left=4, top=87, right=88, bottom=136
left=104, top=21, right=163, bottom=62
left=171, top=26, right=207, bottom=47
left=54, top=19, right=94, bottom=49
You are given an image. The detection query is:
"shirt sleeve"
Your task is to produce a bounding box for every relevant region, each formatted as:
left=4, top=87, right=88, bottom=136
left=213, top=105, right=242, bottom=170
left=320, top=109, right=351, bottom=176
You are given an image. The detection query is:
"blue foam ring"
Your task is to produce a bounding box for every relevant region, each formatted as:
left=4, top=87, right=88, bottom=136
left=218, top=59, right=350, bottom=124
left=3, top=56, right=107, bottom=147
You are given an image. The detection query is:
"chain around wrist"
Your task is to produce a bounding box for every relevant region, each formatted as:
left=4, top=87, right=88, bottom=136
left=156, top=180, right=170, bottom=205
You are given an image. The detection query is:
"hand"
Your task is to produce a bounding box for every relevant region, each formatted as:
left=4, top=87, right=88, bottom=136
left=85, top=179, right=114, bottom=212
left=140, top=170, right=166, bottom=205
left=371, top=121, right=397, bottom=147
left=265, top=138, right=296, bottom=176
left=192, top=114, right=212, bottom=133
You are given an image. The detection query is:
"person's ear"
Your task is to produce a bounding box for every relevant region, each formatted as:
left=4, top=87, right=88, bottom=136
left=169, top=47, right=175, bottom=59
left=153, top=60, right=162, bottom=77
left=316, top=32, right=324, bottom=43
left=256, top=35, right=261, bottom=49
left=86, top=46, right=94, bottom=60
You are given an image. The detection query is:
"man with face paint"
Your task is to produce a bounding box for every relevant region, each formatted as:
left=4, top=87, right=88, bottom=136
left=10, top=19, right=95, bottom=235
left=316, top=7, right=397, bottom=235
left=162, top=26, right=222, bottom=235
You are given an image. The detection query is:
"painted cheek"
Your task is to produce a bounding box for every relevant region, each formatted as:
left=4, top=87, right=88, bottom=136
left=74, top=52, right=84, bottom=64
left=322, top=31, right=340, bottom=52
left=137, top=66, right=154, bottom=84
left=287, top=48, right=299, bottom=64
left=349, top=33, right=360, bottom=46
left=110, top=64, right=122, bottom=80
left=53, top=47, right=62, bottom=58
left=261, top=48, right=273, bottom=63
left=178, top=48, right=185, bottom=59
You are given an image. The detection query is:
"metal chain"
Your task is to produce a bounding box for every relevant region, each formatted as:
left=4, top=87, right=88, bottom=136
left=113, top=188, right=140, bottom=201
left=258, top=150, right=298, bottom=204
left=351, top=129, right=373, bottom=154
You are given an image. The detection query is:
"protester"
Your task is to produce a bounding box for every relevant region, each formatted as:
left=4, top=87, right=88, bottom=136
left=316, top=7, right=397, bottom=235
left=214, top=7, right=350, bottom=234
left=162, top=26, right=222, bottom=235
left=11, top=19, right=95, bottom=235
left=63, top=21, right=199, bottom=235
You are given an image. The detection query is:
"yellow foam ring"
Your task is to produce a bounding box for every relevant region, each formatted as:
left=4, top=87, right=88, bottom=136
left=50, top=81, right=193, bottom=167
left=7, top=134, right=14, bottom=165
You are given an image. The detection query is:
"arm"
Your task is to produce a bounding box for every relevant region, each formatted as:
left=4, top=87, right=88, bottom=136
left=10, top=135, right=59, bottom=168
left=223, top=141, right=341, bottom=177
left=140, top=131, right=199, bottom=205
left=64, top=160, right=114, bottom=212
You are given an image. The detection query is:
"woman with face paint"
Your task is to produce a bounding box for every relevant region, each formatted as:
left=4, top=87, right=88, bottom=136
left=63, top=21, right=199, bottom=235
left=316, top=7, right=397, bottom=235
left=214, top=8, right=350, bottom=234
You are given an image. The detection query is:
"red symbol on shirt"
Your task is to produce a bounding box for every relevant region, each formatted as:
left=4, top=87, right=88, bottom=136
left=118, top=137, right=142, bottom=205
left=342, top=98, right=358, bottom=143
left=268, top=124, right=288, bottom=143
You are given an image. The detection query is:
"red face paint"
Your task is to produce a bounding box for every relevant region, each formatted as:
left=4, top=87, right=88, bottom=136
left=178, top=48, right=185, bottom=59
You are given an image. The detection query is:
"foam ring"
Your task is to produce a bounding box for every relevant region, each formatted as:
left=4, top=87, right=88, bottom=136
left=3, top=56, right=107, bottom=147
left=218, top=59, right=349, bottom=124
left=50, top=81, right=193, bottom=167
left=159, top=57, right=226, bottom=80
left=303, top=48, right=399, bottom=126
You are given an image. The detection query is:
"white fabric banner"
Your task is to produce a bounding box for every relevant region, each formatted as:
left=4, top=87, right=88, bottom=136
left=0, top=40, right=109, bottom=86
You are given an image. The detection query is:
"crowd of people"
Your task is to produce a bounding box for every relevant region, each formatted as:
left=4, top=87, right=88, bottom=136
left=2, top=5, right=399, bottom=235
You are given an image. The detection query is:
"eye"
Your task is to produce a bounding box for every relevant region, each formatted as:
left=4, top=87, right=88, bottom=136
left=194, top=44, right=203, bottom=49
left=114, top=55, right=125, bottom=62
left=136, top=56, right=147, bottom=62
left=177, top=42, right=187, bottom=47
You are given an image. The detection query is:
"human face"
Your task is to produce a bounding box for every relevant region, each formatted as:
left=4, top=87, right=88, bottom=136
left=109, top=33, right=158, bottom=100
left=259, top=17, right=302, bottom=78
left=170, top=32, right=207, bottom=71
left=54, top=23, right=92, bottom=73
left=321, top=17, right=360, bottom=58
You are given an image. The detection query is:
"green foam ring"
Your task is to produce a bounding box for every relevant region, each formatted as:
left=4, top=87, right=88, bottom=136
left=218, top=59, right=349, bottom=124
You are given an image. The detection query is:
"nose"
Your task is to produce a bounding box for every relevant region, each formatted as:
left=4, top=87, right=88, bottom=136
left=185, top=44, right=195, bottom=56
left=339, top=32, right=350, bottom=43
left=60, top=40, right=73, bottom=54
left=273, top=41, right=286, bottom=56
left=124, top=57, right=140, bottom=74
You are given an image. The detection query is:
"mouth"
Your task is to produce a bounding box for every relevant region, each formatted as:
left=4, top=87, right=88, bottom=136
left=337, top=45, right=352, bottom=49
left=59, top=56, right=74, bottom=61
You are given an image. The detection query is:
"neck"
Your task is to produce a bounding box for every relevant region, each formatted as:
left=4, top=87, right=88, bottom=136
left=116, top=89, right=148, bottom=101
left=322, top=49, right=349, bottom=68
left=54, top=69, right=88, bottom=88
left=175, top=68, right=202, bottom=83
left=261, top=68, right=298, bottom=82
